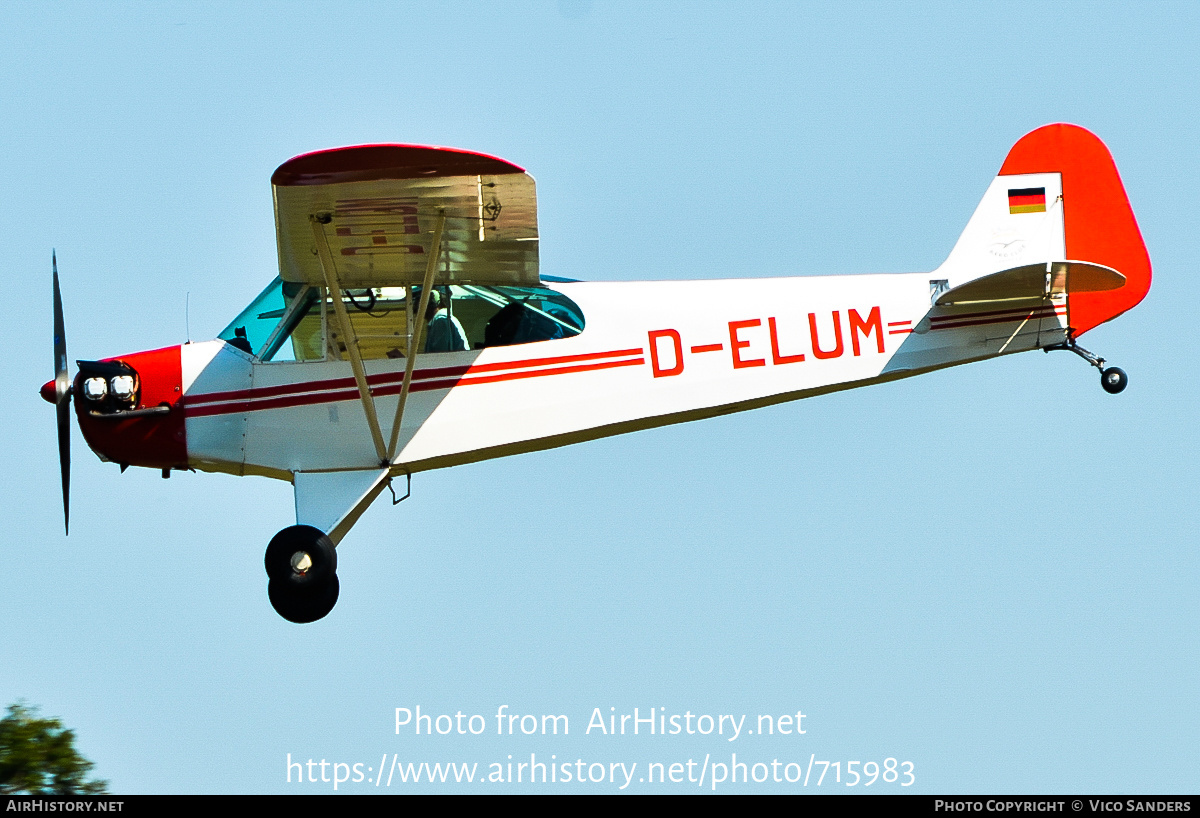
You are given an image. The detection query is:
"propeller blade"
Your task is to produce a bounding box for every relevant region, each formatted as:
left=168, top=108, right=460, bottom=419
left=53, top=251, right=70, bottom=535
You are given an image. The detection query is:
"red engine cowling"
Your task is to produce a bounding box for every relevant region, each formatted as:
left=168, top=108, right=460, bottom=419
left=72, top=345, right=187, bottom=470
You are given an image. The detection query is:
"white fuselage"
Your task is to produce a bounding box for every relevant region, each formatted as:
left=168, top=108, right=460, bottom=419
left=179, top=273, right=1067, bottom=481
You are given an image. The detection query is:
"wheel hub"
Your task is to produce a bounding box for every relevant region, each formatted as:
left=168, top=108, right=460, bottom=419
left=290, top=551, right=313, bottom=575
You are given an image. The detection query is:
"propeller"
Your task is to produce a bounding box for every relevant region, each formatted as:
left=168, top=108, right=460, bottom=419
left=52, top=251, right=71, bottom=535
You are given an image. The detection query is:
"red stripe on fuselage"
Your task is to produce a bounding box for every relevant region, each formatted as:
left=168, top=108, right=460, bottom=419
left=185, top=347, right=644, bottom=407
left=404, top=356, right=645, bottom=393
left=185, top=349, right=646, bottom=418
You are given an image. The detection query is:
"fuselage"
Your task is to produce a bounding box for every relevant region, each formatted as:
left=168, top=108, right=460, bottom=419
left=73, top=272, right=1068, bottom=480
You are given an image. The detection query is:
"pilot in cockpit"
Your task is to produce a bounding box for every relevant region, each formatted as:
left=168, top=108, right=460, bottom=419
left=423, top=287, right=469, bottom=353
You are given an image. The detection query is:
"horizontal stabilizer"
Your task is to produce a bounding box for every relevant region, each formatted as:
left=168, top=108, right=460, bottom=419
left=935, top=261, right=1125, bottom=307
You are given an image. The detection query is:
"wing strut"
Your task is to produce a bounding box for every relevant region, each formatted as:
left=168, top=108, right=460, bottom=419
left=310, top=216, right=390, bottom=464
left=386, top=212, right=446, bottom=461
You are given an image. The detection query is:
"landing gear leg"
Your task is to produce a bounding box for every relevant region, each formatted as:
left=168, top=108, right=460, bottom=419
left=1045, top=337, right=1128, bottom=394
left=265, top=525, right=340, bottom=623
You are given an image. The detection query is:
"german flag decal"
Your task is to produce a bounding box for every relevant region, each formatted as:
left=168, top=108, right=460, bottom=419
left=1008, top=187, right=1047, bottom=214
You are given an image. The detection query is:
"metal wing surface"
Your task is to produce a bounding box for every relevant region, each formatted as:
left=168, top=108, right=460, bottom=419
left=272, top=144, right=538, bottom=289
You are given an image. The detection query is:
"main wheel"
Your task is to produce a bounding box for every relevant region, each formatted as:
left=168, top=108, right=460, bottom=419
left=1100, top=366, right=1128, bottom=394
left=264, top=525, right=337, bottom=590
left=269, top=575, right=340, bottom=624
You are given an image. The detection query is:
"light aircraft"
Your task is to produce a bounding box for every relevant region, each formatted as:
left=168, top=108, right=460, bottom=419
left=43, top=123, right=1151, bottom=623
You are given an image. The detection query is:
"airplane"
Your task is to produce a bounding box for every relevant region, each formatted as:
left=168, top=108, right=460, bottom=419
left=42, top=123, right=1151, bottom=623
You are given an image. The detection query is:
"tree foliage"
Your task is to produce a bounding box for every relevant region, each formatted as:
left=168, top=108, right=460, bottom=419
left=0, top=702, right=107, bottom=794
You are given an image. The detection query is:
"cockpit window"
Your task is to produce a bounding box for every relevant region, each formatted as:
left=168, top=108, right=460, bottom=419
left=220, top=278, right=584, bottom=362
left=218, top=280, right=322, bottom=361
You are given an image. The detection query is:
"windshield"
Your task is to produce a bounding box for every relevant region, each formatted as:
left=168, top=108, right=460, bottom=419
left=220, top=278, right=585, bottom=362
left=218, top=279, right=322, bottom=361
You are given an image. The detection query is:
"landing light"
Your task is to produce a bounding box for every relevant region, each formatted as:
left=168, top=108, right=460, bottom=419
left=110, top=375, right=137, bottom=402
left=82, top=377, right=108, bottom=402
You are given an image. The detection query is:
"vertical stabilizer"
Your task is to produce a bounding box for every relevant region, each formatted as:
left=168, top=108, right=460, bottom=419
left=936, top=124, right=1150, bottom=336
left=998, top=124, right=1151, bottom=335
left=935, top=171, right=1066, bottom=288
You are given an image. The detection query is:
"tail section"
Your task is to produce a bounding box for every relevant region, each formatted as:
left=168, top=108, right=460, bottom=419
left=936, top=124, right=1151, bottom=336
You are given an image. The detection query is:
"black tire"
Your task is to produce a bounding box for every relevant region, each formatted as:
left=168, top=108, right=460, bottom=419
left=268, top=575, right=340, bottom=624
left=264, top=525, right=337, bottom=589
left=1101, top=366, right=1128, bottom=394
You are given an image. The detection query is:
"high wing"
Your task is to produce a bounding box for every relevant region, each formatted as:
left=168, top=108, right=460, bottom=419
left=272, top=144, right=539, bottom=288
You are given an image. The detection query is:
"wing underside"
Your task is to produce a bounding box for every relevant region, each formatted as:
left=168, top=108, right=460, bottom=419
left=272, top=144, right=539, bottom=289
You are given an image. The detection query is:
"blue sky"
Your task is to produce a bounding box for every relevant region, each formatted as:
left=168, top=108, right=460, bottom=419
left=1, top=0, right=1197, bottom=793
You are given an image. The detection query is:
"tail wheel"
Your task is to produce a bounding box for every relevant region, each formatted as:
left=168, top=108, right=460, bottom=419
left=1045, top=340, right=1130, bottom=396
left=1101, top=367, right=1128, bottom=394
